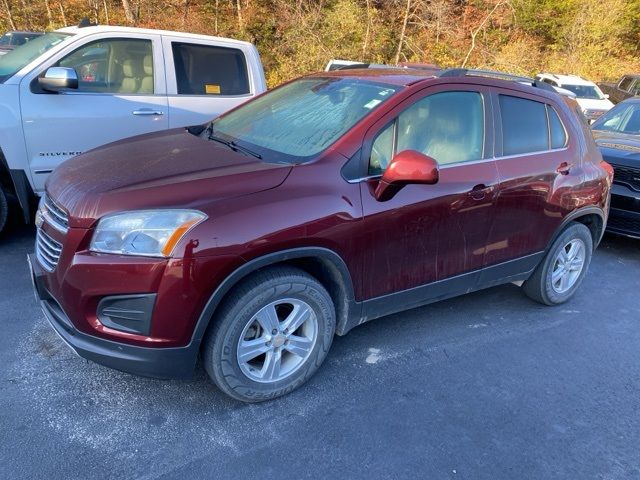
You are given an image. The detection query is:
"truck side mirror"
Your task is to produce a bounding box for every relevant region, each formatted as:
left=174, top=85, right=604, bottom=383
left=38, top=67, right=78, bottom=92
left=374, top=150, right=439, bottom=202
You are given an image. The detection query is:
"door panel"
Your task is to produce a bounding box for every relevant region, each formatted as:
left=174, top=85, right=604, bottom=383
left=484, top=90, right=586, bottom=267
left=360, top=160, right=499, bottom=299
left=358, top=85, right=498, bottom=300
left=20, top=33, right=168, bottom=193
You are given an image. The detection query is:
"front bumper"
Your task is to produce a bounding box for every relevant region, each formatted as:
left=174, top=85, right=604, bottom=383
left=607, top=184, right=640, bottom=238
left=28, top=253, right=199, bottom=379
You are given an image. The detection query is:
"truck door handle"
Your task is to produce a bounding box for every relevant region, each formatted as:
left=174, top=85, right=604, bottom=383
left=469, top=184, right=492, bottom=201
left=132, top=109, right=164, bottom=116
left=557, top=162, right=573, bottom=175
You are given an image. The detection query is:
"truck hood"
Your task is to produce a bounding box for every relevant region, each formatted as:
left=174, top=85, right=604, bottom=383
left=576, top=97, right=614, bottom=112
left=46, top=128, right=292, bottom=228
left=592, top=130, right=640, bottom=166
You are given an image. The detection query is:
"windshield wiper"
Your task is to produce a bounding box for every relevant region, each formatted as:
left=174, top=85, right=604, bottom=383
left=208, top=130, right=262, bottom=159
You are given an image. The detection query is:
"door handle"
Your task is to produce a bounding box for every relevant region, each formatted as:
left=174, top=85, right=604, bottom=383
left=556, top=162, right=573, bottom=175
left=469, top=184, right=492, bottom=201
left=132, top=109, right=164, bottom=116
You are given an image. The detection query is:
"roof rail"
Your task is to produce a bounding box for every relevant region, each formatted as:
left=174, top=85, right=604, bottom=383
left=437, top=68, right=559, bottom=94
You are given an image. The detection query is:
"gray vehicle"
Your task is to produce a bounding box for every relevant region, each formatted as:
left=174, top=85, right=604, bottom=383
left=0, top=31, right=43, bottom=55
left=599, top=74, right=640, bottom=104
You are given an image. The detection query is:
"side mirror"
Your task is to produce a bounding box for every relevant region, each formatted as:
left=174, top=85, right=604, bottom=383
left=604, top=94, right=610, bottom=99
left=38, top=67, right=78, bottom=92
left=374, top=150, right=439, bottom=201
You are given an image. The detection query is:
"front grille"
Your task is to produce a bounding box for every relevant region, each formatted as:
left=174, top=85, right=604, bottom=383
left=43, top=195, right=69, bottom=232
left=36, top=228, right=63, bottom=272
left=612, top=164, right=640, bottom=192
left=608, top=214, right=640, bottom=236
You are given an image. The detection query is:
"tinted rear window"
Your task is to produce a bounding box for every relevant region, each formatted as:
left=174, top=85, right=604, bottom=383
left=171, top=42, right=249, bottom=95
left=548, top=107, right=567, bottom=149
left=500, top=95, right=548, bottom=155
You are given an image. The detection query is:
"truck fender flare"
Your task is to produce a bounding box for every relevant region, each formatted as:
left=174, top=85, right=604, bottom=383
left=0, top=147, right=33, bottom=223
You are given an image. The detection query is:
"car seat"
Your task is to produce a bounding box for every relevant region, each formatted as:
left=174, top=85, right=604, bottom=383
left=120, top=59, right=140, bottom=93
left=139, top=55, right=153, bottom=93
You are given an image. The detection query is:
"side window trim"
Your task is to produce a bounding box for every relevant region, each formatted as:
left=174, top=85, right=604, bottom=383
left=162, top=36, right=252, bottom=97
left=493, top=91, right=571, bottom=160
left=359, top=87, right=492, bottom=180
left=546, top=104, right=568, bottom=149
left=29, top=34, right=162, bottom=96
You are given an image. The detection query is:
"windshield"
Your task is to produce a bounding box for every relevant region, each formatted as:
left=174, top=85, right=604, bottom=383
left=592, top=103, right=640, bottom=135
left=561, top=84, right=604, bottom=100
left=0, top=34, right=11, bottom=47
left=210, top=77, right=399, bottom=161
left=0, top=32, right=72, bottom=83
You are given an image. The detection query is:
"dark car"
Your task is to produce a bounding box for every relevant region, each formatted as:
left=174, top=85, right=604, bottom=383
left=598, top=74, right=640, bottom=104
left=592, top=98, right=640, bottom=238
left=29, top=68, right=612, bottom=402
left=0, top=31, right=43, bottom=54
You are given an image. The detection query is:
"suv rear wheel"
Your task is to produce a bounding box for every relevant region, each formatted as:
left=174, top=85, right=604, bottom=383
left=523, top=222, right=593, bottom=305
left=203, top=266, right=336, bottom=402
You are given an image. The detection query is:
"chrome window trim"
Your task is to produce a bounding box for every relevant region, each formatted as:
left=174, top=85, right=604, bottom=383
left=349, top=147, right=570, bottom=184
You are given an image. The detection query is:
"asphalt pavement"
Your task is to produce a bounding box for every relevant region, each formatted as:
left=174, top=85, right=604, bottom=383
left=1, top=215, right=639, bottom=479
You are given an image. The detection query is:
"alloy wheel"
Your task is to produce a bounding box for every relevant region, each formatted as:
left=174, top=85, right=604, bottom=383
left=551, top=239, right=586, bottom=294
left=237, top=298, right=318, bottom=383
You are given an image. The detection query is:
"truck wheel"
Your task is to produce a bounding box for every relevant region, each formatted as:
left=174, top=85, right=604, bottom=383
left=0, top=186, right=8, bottom=233
left=523, top=222, right=593, bottom=306
left=203, top=266, right=336, bottom=402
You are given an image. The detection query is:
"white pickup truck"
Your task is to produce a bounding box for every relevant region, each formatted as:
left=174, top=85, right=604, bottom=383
left=0, top=23, right=267, bottom=234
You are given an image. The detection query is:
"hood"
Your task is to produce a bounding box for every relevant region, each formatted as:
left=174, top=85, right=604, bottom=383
left=47, top=128, right=292, bottom=228
left=592, top=130, right=640, bottom=167
left=576, top=97, right=614, bottom=112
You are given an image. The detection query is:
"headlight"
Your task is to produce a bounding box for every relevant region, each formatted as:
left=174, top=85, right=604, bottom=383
left=90, top=210, right=206, bottom=257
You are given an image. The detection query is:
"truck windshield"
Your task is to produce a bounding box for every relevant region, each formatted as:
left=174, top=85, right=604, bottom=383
left=0, top=32, right=72, bottom=83
left=210, top=77, right=399, bottom=162
left=561, top=84, right=605, bottom=100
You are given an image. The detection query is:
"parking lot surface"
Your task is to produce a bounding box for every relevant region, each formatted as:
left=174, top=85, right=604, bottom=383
left=1, top=218, right=639, bottom=479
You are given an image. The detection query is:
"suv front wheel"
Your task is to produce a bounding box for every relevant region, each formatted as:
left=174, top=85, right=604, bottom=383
left=523, top=222, right=593, bottom=305
left=203, top=266, right=336, bottom=402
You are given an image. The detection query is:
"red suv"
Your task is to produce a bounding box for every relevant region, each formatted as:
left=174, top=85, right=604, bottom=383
left=29, top=68, right=612, bottom=402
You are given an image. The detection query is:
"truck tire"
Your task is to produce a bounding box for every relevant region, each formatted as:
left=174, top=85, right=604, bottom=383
left=0, top=185, right=8, bottom=234
left=523, top=222, right=593, bottom=305
left=203, top=266, right=336, bottom=402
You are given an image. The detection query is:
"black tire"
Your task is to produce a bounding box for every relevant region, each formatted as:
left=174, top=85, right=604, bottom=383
left=523, top=222, right=593, bottom=305
left=203, top=266, right=336, bottom=402
left=0, top=186, right=8, bottom=234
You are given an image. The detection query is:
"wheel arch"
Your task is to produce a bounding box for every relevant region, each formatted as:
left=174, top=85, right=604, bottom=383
left=550, top=207, right=606, bottom=251
left=190, top=247, right=361, bottom=352
left=0, top=147, right=34, bottom=223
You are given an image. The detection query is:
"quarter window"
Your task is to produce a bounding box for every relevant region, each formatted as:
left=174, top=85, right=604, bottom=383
left=369, top=91, right=484, bottom=175
left=56, top=38, right=153, bottom=94
left=548, top=106, right=567, bottom=149
left=171, top=42, right=249, bottom=95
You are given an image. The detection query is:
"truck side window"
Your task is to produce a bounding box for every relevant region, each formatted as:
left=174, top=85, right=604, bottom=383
left=56, top=38, right=153, bottom=94
left=618, top=77, right=632, bottom=91
left=171, top=42, right=250, bottom=96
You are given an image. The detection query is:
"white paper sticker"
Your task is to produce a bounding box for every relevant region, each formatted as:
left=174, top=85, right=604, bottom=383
left=364, top=99, right=382, bottom=109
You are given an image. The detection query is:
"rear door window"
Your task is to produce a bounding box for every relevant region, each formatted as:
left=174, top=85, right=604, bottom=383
left=171, top=42, right=249, bottom=96
left=499, top=95, right=556, bottom=155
